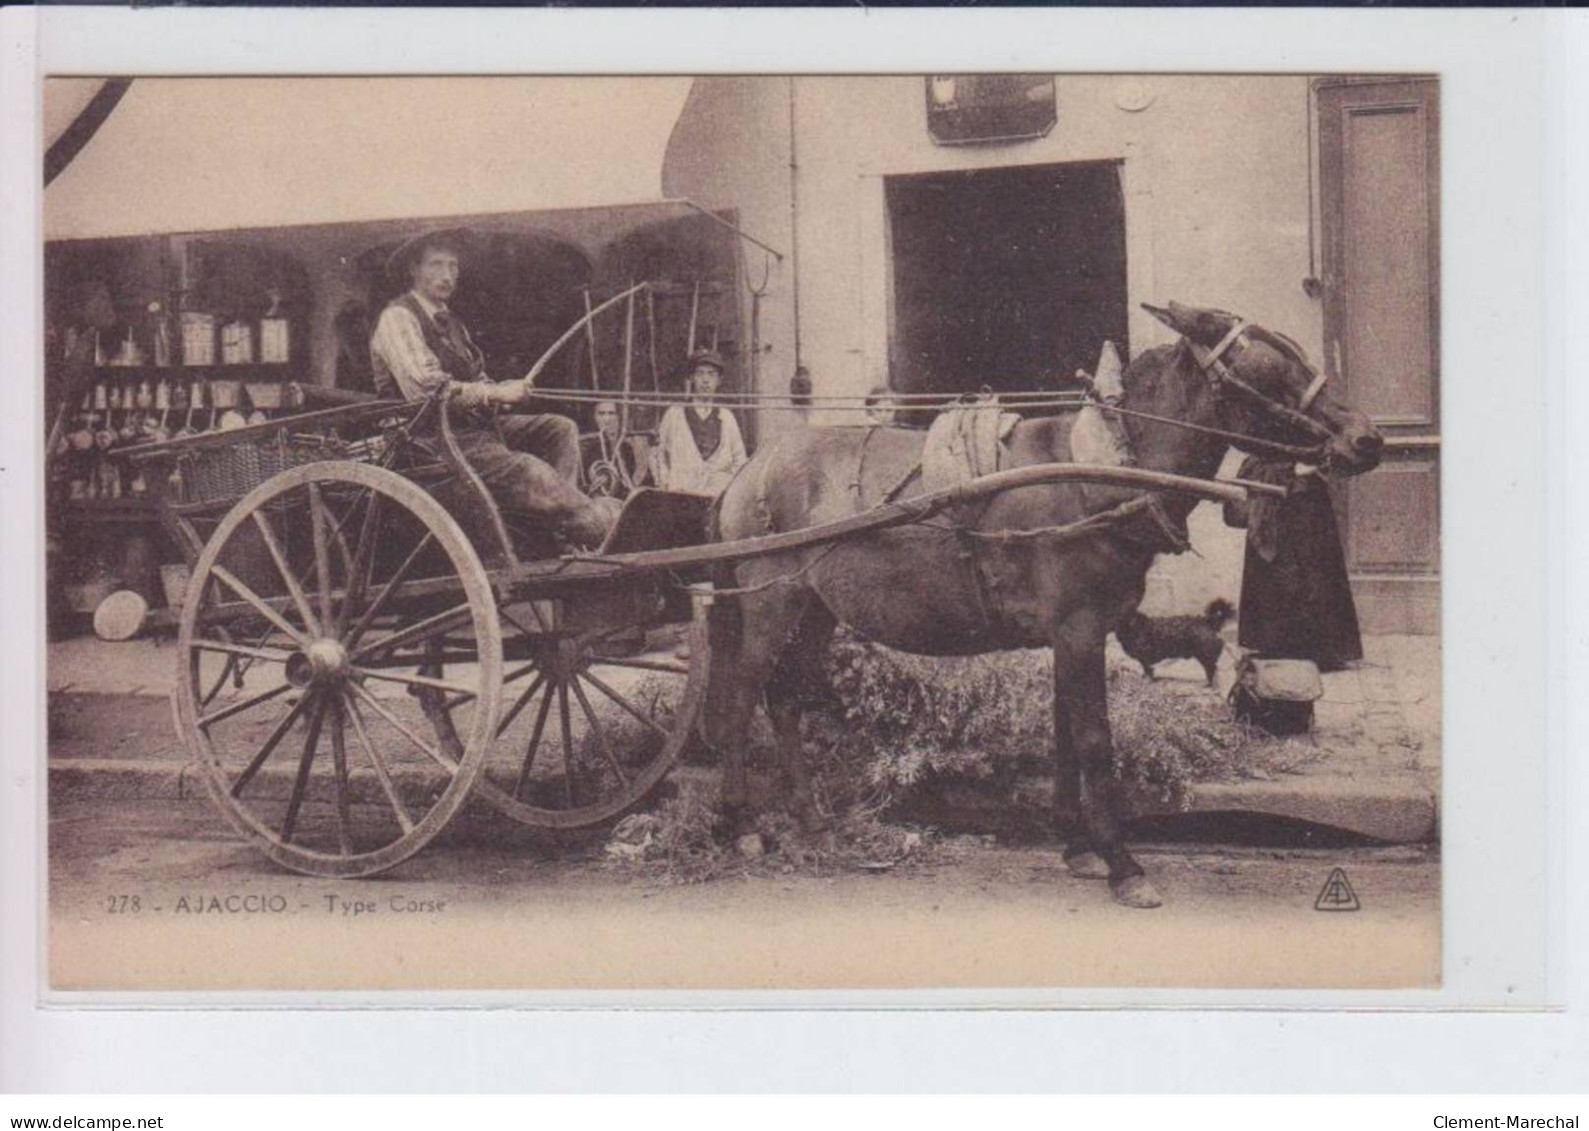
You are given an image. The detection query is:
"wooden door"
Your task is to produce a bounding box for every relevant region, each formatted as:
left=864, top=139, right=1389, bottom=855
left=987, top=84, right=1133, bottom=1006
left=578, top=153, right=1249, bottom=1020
left=1317, top=77, right=1440, bottom=634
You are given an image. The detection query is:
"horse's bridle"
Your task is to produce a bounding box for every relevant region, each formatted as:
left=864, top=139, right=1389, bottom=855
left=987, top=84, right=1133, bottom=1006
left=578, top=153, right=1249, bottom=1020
left=1180, top=320, right=1336, bottom=462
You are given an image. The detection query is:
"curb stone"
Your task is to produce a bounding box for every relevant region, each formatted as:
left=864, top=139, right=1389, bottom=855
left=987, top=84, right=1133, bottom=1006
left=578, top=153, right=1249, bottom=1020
left=49, top=758, right=1438, bottom=845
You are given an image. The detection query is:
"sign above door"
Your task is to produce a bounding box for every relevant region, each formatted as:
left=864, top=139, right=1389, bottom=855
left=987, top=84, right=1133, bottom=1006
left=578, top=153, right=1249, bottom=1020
left=925, top=75, right=1057, bottom=146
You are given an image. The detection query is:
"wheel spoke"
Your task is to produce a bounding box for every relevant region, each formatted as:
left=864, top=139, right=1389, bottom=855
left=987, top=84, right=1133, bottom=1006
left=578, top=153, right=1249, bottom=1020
left=208, top=564, right=311, bottom=648
left=230, top=692, right=315, bottom=798
left=250, top=509, right=322, bottom=637
left=348, top=665, right=479, bottom=699
left=347, top=680, right=457, bottom=774
left=578, top=671, right=671, bottom=743
left=456, top=662, right=536, bottom=713
left=500, top=603, right=549, bottom=639
left=587, top=655, right=689, bottom=677
left=191, top=638, right=295, bottom=665
left=344, top=532, right=436, bottom=653
left=570, top=676, right=630, bottom=788
left=307, top=482, right=335, bottom=631
left=198, top=682, right=291, bottom=730
left=342, top=691, right=414, bottom=834
left=327, top=695, right=354, bottom=856
left=338, top=491, right=384, bottom=634
left=513, top=677, right=558, bottom=800
left=504, top=661, right=539, bottom=684
left=201, top=625, right=280, bottom=706
left=557, top=681, right=576, bottom=807
left=495, top=671, right=548, bottom=739
left=280, top=695, right=328, bottom=845
left=351, top=603, right=474, bottom=663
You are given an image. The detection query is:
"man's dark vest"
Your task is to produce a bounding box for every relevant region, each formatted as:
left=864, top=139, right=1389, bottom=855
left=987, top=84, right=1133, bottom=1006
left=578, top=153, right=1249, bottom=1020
left=391, top=293, right=486, bottom=384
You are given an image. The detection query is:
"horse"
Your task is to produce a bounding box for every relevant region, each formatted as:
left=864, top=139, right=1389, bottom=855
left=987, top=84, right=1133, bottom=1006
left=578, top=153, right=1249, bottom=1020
left=702, top=301, right=1384, bottom=908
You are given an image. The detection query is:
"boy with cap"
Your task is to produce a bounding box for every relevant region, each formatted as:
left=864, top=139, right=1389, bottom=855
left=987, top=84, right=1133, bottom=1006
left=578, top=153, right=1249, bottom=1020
left=654, top=349, right=748, bottom=496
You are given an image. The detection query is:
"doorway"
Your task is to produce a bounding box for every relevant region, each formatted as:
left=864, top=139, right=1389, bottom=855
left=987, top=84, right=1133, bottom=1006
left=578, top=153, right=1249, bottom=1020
left=885, top=161, right=1128, bottom=401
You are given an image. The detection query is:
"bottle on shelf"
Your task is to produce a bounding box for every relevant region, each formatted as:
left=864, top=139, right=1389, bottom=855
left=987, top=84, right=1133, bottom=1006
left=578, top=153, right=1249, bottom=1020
left=260, top=288, right=289, bottom=364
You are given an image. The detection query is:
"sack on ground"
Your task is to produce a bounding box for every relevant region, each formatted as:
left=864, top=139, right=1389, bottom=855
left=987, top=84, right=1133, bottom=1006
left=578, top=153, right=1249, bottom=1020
left=1229, top=656, right=1323, bottom=736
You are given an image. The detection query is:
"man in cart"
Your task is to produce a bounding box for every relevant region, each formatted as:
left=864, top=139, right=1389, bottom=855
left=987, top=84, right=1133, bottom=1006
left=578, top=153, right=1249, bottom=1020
left=370, top=228, right=617, bottom=548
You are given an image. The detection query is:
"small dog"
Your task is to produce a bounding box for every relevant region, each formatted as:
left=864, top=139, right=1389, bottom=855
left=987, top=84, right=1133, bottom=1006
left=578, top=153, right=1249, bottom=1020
left=1115, top=598, right=1237, bottom=686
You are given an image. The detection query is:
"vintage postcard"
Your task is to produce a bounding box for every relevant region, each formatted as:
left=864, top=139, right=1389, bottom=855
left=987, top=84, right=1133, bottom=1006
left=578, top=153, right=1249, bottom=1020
left=39, top=71, right=1445, bottom=995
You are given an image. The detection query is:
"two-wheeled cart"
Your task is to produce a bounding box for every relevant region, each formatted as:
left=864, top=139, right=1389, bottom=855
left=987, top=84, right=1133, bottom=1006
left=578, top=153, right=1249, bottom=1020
left=128, top=391, right=1264, bottom=878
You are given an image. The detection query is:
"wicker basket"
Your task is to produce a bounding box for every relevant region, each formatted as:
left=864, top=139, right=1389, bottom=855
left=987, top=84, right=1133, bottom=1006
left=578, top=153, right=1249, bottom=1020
left=177, top=431, right=345, bottom=507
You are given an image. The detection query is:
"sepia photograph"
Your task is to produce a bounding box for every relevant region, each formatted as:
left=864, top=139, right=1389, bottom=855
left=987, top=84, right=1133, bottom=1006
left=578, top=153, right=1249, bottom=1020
left=38, top=72, right=1445, bottom=994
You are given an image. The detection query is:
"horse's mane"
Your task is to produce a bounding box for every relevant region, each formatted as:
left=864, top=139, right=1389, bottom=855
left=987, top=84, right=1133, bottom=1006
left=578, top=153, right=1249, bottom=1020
left=1128, top=312, right=1314, bottom=389
left=1120, top=341, right=1184, bottom=397
left=1246, top=324, right=1312, bottom=367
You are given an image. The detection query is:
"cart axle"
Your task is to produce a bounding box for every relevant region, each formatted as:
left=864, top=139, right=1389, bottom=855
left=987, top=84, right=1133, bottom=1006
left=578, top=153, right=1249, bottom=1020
left=285, top=638, right=351, bottom=688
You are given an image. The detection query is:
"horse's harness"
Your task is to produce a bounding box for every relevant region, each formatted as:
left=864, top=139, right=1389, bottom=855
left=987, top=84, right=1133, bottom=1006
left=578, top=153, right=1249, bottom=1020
left=908, top=322, right=1336, bottom=636
left=1129, top=320, right=1335, bottom=466
left=725, top=319, right=1345, bottom=630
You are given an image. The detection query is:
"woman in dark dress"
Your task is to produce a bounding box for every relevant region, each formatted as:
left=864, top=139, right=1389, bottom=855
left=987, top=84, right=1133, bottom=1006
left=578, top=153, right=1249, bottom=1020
left=1224, top=456, right=1363, bottom=670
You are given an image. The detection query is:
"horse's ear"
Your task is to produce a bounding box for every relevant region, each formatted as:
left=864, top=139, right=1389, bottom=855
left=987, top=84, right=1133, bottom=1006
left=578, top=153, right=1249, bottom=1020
left=1141, top=301, right=1196, bottom=337
left=1142, top=301, right=1231, bottom=346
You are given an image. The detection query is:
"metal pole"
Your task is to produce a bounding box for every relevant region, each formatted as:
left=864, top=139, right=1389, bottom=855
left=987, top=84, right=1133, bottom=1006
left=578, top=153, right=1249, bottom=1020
left=787, top=76, right=803, bottom=368
left=687, top=281, right=700, bottom=356
left=620, top=284, right=636, bottom=437
left=581, top=287, right=601, bottom=393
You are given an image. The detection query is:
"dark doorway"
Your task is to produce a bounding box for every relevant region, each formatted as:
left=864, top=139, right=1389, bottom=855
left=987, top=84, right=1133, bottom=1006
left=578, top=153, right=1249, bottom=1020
left=885, top=161, right=1128, bottom=401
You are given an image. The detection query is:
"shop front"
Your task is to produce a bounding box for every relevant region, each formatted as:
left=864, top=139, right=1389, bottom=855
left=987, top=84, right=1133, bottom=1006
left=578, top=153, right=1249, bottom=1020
left=661, top=74, right=1440, bottom=632
left=43, top=77, right=760, bottom=635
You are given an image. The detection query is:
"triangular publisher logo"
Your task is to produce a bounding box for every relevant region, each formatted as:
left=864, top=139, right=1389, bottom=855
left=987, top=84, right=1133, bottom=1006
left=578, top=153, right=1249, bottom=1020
left=1314, top=867, right=1360, bottom=912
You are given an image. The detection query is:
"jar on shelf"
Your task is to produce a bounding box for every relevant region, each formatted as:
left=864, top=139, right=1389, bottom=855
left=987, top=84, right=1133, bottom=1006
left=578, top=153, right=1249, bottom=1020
left=181, top=313, right=216, bottom=367
left=220, top=320, right=254, bottom=366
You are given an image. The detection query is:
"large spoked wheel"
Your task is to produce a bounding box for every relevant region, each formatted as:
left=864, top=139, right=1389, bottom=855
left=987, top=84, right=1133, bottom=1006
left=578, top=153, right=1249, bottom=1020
left=174, top=462, right=503, bottom=877
left=417, top=588, right=709, bottom=830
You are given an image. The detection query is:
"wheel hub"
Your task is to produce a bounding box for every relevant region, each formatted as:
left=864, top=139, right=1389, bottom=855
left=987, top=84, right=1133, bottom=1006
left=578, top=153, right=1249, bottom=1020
left=286, top=638, right=350, bottom=687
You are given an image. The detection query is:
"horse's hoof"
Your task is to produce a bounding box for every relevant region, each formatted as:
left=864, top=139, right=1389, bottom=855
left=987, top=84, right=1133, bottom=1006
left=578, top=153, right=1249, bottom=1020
left=1064, top=851, right=1110, bottom=880
left=1110, top=875, right=1163, bottom=909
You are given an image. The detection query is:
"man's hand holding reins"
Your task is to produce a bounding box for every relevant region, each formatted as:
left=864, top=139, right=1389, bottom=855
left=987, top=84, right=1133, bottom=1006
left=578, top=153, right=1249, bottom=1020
left=447, top=377, right=530, bottom=409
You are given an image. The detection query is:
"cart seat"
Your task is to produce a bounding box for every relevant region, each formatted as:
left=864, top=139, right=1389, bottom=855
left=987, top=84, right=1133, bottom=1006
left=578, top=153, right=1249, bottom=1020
left=597, top=488, right=716, bottom=556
